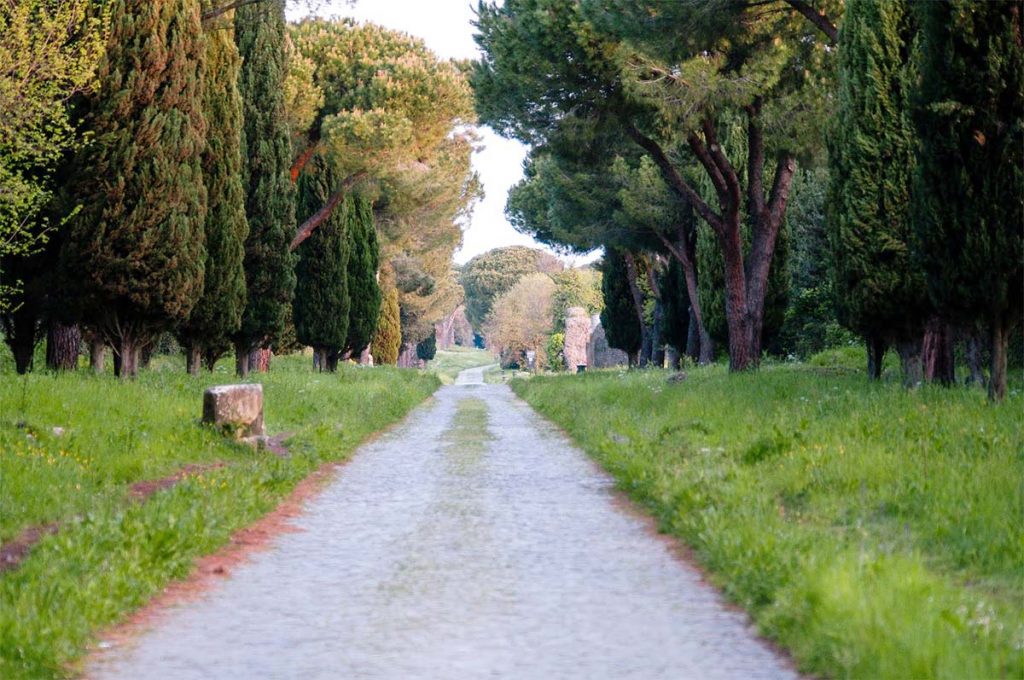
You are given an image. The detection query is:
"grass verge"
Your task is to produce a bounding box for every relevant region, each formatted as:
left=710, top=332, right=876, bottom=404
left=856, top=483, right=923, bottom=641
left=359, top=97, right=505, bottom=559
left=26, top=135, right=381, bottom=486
left=512, top=364, right=1023, bottom=679
left=0, top=355, right=438, bottom=678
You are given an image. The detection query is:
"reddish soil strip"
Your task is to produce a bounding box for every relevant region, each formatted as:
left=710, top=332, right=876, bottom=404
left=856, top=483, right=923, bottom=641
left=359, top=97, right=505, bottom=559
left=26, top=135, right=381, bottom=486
left=83, top=458, right=348, bottom=671
left=1, top=459, right=236, bottom=575
left=0, top=522, right=60, bottom=574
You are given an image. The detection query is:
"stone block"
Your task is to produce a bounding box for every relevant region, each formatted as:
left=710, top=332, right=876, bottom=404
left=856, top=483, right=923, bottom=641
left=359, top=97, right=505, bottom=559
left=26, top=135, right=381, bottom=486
left=203, top=384, right=264, bottom=438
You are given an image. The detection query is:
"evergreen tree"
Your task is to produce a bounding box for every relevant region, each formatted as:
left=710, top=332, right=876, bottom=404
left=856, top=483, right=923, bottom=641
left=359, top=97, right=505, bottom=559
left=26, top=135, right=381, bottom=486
left=179, top=9, right=248, bottom=375
left=233, top=0, right=296, bottom=376
left=416, top=329, right=437, bottom=363
left=599, top=249, right=642, bottom=363
left=344, top=195, right=381, bottom=356
left=913, top=0, right=1023, bottom=401
left=63, top=0, right=207, bottom=378
left=373, top=281, right=401, bottom=365
left=293, top=156, right=350, bottom=372
left=827, top=0, right=925, bottom=381
left=660, top=257, right=690, bottom=358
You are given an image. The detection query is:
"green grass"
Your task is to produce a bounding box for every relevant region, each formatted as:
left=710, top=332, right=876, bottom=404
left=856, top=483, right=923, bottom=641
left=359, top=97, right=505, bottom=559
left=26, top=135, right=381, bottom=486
left=427, top=346, right=496, bottom=384
left=0, top=354, right=438, bottom=678
left=512, top=363, right=1024, bottom=680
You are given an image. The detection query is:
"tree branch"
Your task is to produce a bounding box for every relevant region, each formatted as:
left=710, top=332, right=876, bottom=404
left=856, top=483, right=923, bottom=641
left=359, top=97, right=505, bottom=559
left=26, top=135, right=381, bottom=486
left=289, top=172, right=368, bottom=251
left=290, top=143, right=319, bottom=183
left=784, top=0, right=839, bottom=43
left=202, top=0, right=266, bottom=23
left=746, top=97, right=766, bottom=220
left=621, top=120, right=724, bottom=233
left=700, top=118, right=742, bottom=214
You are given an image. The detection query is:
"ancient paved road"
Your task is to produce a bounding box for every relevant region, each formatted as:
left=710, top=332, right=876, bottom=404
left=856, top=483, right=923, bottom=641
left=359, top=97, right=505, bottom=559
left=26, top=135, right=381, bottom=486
left=89, top=367, right=798, bottom=680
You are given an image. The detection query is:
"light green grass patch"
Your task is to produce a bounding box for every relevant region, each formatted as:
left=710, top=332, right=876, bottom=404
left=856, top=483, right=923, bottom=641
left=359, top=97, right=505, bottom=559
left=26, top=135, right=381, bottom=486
left=513, top=365, right=1024, bottom=679
left=0, top=355, right=438, bottom=679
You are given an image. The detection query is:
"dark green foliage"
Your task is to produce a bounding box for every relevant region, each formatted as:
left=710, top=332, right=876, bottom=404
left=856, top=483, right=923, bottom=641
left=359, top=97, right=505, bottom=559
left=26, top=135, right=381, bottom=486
left=233, top=0, right=296, bottom=357
left=178, top=19, right=248, bottom=368
left=778, top=167, right=856, bottom=358
left=660, top=257, right=690, bottom=354
left=344, top=195, right=381, bottom=356
left=460, top=246, right=561, bottom=330
left=293, top=157, right=350, bottom=356
left=550, top=268, right=602, bottom=332
left=416, top=329, right=437, bottom=362
left=63, top=0, right=207, bottom=376
left=372, top=282, right=401, bottom=365
left=599, top=249, right=641, bottom=360
left=827, top=0, right=926, bottom=355
left=913, top=0, right=1023, bottom=400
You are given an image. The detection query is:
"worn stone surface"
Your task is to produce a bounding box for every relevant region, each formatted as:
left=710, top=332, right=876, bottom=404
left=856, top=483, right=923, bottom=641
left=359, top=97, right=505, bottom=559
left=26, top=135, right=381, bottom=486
left=587, top=314, right=630, bottom=368
left=202, top=384, right=264, bottom=437
left=563, top=306, right=591, bottom=371
left=93, top=368, right=798, bottom=680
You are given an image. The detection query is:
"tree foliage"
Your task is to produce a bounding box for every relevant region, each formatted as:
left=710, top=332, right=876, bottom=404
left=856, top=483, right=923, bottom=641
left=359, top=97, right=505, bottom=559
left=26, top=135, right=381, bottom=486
left=0, top=0, right=106, bottom=307
left=178, top=12, right=249, bottom=371
left=460, top=246, right=562, bottom=331
left=64, top=0, right=207, bottom=377
left=372, top=280, right=401, bottom=365
left=599, top=249, right=642, bottom=361
left=233, top=0, right=296, bottom=365
left=912, top=0, right=1023, bottom=400
left=484, top=272, right=556, bottom=369
left=344, top=195, right=381, bottom=356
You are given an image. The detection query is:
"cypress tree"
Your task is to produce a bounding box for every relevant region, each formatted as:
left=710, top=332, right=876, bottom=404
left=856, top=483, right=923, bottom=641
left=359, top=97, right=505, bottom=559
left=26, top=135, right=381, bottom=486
left=344, top=195, right=382, bottom=357
left=63, top=0, right=207, bottom=378
left=416, top=329, right=437, bottom=363
left=827, top=0, right=926, bottom=382
left=233, top=0, right=296, bottom=376
left=293, top=156, right=350, bottom=372
left=913, top=0, right=1023, bottom=401
left=373, top=281, right=401, bottom=365
left=600, top=249, right=642, bottom=363
left=178, top=9, right=248, bottom=375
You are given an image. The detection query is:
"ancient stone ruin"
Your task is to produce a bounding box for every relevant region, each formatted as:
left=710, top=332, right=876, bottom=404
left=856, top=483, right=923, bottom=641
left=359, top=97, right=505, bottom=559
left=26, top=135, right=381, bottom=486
left=563, top=306, right=591, bottom=371
left=202, top=384, right=265, bottom=446
left=587, top=314, right=629, bottom=368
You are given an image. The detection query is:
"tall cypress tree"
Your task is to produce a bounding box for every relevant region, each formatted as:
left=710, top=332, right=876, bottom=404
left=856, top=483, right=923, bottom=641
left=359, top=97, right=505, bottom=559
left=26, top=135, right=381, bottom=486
left=344, top=195, right=382, bottom=357
left=600, top=249, right=642, bottom=364
left=827, top=0, right=926, bottom=382
left=179, top=9, right=248, bottom=375
left=63, top=0, right=207, bottom=378
left=913, top=0, right=1023, bottom=401
left=233, top=0, right=296, bottom=376
left=293, top=156, right=350, bottom=371
left=373, top=281, right=401, bottom=365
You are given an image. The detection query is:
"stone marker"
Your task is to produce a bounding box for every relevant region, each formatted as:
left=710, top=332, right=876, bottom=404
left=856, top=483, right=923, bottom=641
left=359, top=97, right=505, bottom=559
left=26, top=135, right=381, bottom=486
left=203, top=384, right=264, bottom=440
left=587, top=314, right=629, bottom=368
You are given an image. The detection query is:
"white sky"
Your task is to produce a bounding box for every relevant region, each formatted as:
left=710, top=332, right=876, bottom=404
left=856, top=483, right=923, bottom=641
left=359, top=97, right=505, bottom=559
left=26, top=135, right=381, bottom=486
left=289, top=0, right=600, bottom=266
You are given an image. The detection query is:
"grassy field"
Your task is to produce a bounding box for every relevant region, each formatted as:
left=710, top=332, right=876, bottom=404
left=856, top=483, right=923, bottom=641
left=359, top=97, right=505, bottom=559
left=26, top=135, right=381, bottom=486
left=512, top=360, right=1023, bottom=680
left=0, top=354, right=438, bottom=679
left=427, top=346, right=496, bottom=384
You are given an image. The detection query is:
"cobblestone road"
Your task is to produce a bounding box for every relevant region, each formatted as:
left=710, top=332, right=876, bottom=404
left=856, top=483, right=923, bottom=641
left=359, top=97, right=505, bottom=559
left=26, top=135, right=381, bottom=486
left=89, top=367, right=798, bottom=680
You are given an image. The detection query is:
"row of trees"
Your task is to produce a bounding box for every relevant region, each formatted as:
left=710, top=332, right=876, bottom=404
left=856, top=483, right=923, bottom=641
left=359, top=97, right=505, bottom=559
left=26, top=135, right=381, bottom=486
left=1, top=1, right=479, bottom=378
left=473, top=0, right=1021, bottom=400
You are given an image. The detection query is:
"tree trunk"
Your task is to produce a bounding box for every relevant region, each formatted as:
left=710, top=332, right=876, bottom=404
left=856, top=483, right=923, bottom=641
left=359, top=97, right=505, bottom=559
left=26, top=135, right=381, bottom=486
left=866, top=334, right=887, bottom=380
left=139, top=342, right=153, bottom=370
left=113, top=350, right=122, bottom=378
left=896, top=336, right=923, bottom=388
left=90, top=337, right=106, bottom=374
left=685, top=308, right=700, bottom=362
left=203, top=348, right=222, bottom=372
left=46, top=322, right=80, bottom=371
left=326, top=350, right=339, bottom=372
left=622, top=251, right=650, bottom=367
left=235, top=346, right=250, bottom=378
left=721, top=234, right=753, bottom=371
left=922, top=317, right=955, bottom=385
left=249, top=348, right=271, bottom=372
left=186, top=344, right=201, bottom=376
left=117, top=338, right=141, bottom=380
left=665, top=345, right=681, bottom=371
left=989, top=315, right=1009, bottom=402
left=4, top=306, right=37, bottom=375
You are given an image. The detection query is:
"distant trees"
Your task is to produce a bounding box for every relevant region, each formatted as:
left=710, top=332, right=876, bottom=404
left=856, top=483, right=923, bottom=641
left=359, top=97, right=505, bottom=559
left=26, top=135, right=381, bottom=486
left=63, top=0, right=207, bottom=378
left=484, top=273, right=556, bottom=369
left=373, top=281, right=402, bottom=365
left=461, top=246, right=562, bottom=331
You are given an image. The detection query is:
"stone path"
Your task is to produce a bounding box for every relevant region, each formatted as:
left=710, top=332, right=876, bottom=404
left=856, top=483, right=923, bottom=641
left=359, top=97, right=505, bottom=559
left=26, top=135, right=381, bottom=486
left=89, top=367, right=798, bottom=680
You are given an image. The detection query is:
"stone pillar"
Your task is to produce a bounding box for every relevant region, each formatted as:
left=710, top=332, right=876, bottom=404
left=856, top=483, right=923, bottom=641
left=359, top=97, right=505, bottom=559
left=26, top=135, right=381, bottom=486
left=563, top=306, right=591, bottom=372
